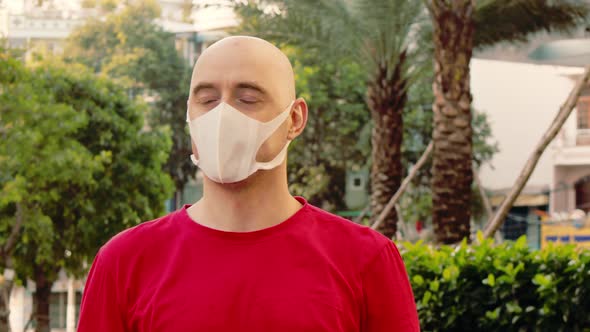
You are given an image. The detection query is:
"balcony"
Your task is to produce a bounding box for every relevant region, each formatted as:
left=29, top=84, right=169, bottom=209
left=554, top=141, right=590, bottom=166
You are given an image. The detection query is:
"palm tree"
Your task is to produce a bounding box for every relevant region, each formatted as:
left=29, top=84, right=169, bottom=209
left=427, top=0, right=589, bottom=244
left=234, top=0, right=429, bottom=238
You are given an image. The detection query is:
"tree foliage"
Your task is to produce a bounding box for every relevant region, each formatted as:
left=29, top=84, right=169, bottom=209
left=0, top=52, right=172, bottom=328
left=402, top=235, right=590, bottom=331
left=64, top=0, right=193, bottom=198
left=285, top=48, right=369, bottom=210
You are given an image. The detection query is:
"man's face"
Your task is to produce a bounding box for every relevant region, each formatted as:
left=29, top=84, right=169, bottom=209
left=187, top=39, right=295, bottom=163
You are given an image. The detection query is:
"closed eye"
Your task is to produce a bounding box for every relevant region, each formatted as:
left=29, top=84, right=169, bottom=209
left=199, top=98, right=219, bottom=105
left=239, top=98, right=258, bottom=105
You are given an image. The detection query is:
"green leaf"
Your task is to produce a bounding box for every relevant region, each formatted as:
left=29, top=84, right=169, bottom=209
left=429, top=280, right=440, bottom=292
left=476, top=230, right=484, bottom=244
left=483, top=273, right=495, bottom=287
left=515, top=235, right=527, bottom=249
left=443, top=268, right=452, bottom=281
left=413, top=275, right=425, bottom=286
left=422, top=290, right=432, bottom=305
left=485, top=308, right=500, bottom=320
left=506, top=302, right=522, bottom=314
left=533, top=274, right=551, bottom=287
left=442, top=265, right=459, bottom=281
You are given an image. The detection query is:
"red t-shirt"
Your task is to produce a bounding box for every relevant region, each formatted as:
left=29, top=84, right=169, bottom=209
left=78, top=197, right=419, bottom=331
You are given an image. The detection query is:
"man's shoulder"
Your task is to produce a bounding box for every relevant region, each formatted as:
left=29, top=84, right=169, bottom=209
left=98, top=209, right=180, bottom=262
left=304, top=204, right=393, bottom=259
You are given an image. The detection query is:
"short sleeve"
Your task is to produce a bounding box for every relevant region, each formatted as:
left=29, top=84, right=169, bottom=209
left=360, top=240, right=420, bottom=332
left=77, top=249, right=127, bottom=332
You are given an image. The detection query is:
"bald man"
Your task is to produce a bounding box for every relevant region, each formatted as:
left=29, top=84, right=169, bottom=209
left=78, top=36, right=420, bottom=332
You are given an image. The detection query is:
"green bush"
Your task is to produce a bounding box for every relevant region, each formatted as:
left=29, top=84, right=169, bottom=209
left=400, top=233, right=590, bottom=332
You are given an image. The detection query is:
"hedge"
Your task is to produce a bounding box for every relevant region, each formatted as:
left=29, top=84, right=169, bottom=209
left=399, top=233, right=590, bottom=331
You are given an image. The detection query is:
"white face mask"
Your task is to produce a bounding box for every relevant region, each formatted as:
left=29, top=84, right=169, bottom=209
left=186, top=101, right=293, bottom=184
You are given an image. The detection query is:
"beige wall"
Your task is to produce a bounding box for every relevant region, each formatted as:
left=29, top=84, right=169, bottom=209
left=471, top=59, right=584, bottom=192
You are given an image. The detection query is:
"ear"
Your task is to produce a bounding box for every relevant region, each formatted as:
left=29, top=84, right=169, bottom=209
left=287, top=98, right=308, bottom=140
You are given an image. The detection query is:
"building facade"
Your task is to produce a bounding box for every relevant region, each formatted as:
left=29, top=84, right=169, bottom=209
left=472, top=27, right=590, bottom=247
left=552, top=86, right=590, bottom=214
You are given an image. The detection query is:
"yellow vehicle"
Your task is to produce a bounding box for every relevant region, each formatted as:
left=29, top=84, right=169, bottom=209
left=541, top=211, right=590, bottom=249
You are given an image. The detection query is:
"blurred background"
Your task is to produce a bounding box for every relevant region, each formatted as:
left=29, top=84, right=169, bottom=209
left=1, top=0, right=590, bottom=331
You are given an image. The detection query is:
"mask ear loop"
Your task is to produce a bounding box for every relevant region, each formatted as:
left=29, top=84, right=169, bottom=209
left=190, top=154, right=199, bottom=166
left=186, top=109, right=200, bottom=166
left=255, top=141, right=291, bottom=170
left=252, top=101, right=295, bottom=170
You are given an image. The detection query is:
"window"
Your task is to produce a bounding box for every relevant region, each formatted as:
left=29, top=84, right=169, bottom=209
left=33, top=291, right=82, bottom=329
left=577, top=96, right=590, bottom=130
left=575, top=175, right=590, bottom=213
left=501, top=207, right=529, bottom=241
left=50, top=292, right=66, bottom=329
left=352, top=175, right=364, bottom=189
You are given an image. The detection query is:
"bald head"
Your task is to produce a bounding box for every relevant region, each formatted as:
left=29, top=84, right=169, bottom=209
left=186, top=36, right=308, bottom=171
left=189, top=36, right=296, bottom=113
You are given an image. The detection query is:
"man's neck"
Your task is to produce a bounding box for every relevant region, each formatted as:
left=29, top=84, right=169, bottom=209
left=187, top=165, right=302, bottom=232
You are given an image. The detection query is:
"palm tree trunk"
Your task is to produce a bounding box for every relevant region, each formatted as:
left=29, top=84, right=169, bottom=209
left=367, top=54, right=409, bottom=238
left=371, top=141, right=433, bottom=231
left=429, top=0, right=475, bottom=244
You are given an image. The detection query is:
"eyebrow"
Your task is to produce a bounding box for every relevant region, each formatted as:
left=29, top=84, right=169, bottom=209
left=235, top=82, right=267, bottom=95
left=191, top=81, right=268, bottom=96
left=192, top=83, right=216, bottom=96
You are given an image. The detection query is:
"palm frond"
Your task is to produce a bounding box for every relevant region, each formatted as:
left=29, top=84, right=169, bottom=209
left=354, top=0, right=423, bottom=58
left=234, top=0, right=363, bottom=63
left=233, top=0, right=430, bottom=83
left=474, top=0, right=590, bottom=48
